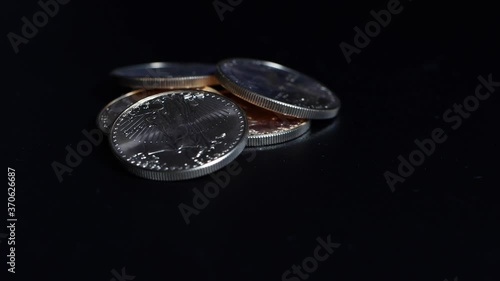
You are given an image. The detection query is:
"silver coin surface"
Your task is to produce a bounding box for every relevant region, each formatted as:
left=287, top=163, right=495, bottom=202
left=221, top=90, right=310, bottom=146
left=97, top=87, right=221, bottom=135
left=111, top=62, right=218, bottom=89
left=216, top=58, right=340, bottom=119
left=110, top=90, right=248, bottom=181
left=97, top=89, right=164, bottom=134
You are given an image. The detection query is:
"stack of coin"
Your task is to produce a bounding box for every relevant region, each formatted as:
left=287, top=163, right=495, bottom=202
left=97, top=59, right=340, bottom=181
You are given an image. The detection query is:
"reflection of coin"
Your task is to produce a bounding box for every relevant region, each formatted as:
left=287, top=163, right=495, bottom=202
left=97, top=87, right=220, bottom=134
left=221, top=89, right=310, bottom=146
left=110, top=90, right=248, bottom=181
left=111, top=62, right=218, bottom=89
left=216, top=58, right=340, bottom=119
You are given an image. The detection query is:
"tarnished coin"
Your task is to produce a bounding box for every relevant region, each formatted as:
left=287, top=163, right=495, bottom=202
left=110, top=90, right=248, bottom=181
left=221, top=89, right=310, bottom=146
left=216, top=58, right=340, bottom=119
left=111, top=62, right=218, bottom=89
left=97, top=87, right=220, bottom=134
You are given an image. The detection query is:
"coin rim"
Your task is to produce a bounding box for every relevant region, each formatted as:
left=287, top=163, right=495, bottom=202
left=216, top=58, right=341, bottom=119
left=110, top=62, right=219, bottom=89
left=247, top=120, right=311, bottom=147
left=109, top=90, right=248, bottom=181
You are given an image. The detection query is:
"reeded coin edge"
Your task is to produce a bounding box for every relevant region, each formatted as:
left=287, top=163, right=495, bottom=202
left=109, top=91, right=249, bottom=181
left=216, top=59, right=340, bottom=120
left=247, top=120, right=311, bottom=147
left=244, top=130, right=311, bottom=152
left=114, top=75, right=219, bottom=89
left=110, top=62, right=219, bottom=89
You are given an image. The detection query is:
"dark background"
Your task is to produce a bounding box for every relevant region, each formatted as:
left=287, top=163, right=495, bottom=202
left=3, top=0, right=499, bottom=280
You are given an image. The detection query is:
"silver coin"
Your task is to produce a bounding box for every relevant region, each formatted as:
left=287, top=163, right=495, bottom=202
left=221, top=90, right=311, bottom=146
left=111, top=62, right=218, bottom=89
left=97, top=87, right=221, bottom=135
left=216, top=58, right=340, bottom=119
left=110, top=90, right=248, bottom=181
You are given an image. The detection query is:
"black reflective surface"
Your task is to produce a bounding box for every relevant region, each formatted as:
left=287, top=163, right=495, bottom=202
left=4, top=1, right=499, bottom=281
